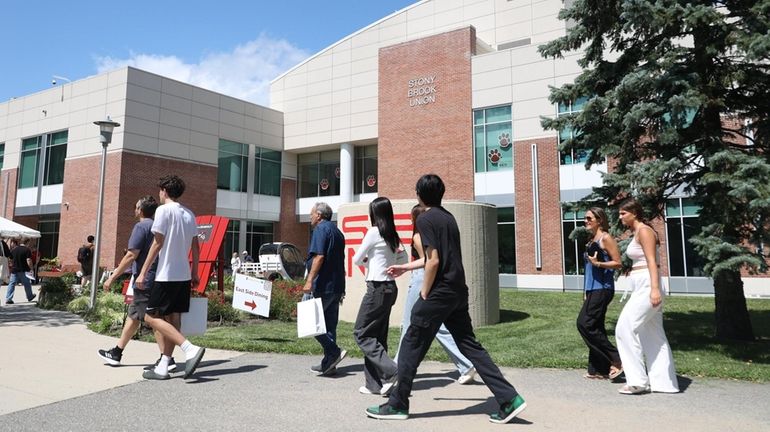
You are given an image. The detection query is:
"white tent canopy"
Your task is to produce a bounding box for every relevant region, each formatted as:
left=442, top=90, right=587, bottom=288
left=0, top=217, right=41, bottom=238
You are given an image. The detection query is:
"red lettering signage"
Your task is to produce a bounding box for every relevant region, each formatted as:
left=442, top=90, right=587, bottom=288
left=341, top=213, right=413, bottom=277
left=191, top=215, right=230, bottom=293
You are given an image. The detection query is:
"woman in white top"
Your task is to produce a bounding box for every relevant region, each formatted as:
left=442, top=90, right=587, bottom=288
left=352, top=197, right=402, bottom=396
left=230, top=252, right=241, bottom=274
left=616, top=198, right=679, bottom=394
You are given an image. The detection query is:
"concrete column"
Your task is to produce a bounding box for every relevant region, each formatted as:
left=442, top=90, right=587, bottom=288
left=340, top=143, right=354, bottom=204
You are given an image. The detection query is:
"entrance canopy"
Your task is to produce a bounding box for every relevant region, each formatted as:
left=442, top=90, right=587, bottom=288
left=0, top=217, right=41, bottom=238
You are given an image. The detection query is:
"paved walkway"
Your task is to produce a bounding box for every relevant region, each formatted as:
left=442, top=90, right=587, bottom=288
left=1, top=285, right=768, bottom=431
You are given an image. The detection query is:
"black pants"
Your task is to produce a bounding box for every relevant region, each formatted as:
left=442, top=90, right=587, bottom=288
left=389, top=287, right=518, bottom=411
left=353, top=280, right=398, bottom=391
left=576, top=289, right=621, bottom=375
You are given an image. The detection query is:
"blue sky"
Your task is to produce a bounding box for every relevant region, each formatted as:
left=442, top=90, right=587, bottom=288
left=2, top=0, right=417, bottom=105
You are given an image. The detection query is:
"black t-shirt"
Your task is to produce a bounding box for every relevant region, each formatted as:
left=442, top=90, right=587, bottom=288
left=415, top=206, right=467, bottom=294
left=10, top=245, right=31, bottom=273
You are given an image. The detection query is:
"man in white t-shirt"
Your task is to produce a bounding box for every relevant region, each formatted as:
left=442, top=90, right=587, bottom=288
left=136, top=174, right=205, bottom=380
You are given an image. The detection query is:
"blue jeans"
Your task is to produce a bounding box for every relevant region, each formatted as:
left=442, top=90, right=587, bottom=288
left=6, top=271, right=34, bottom=301
left=394, top=269, right=473, bottom=375
left=304, top=291, right=343, bottom=368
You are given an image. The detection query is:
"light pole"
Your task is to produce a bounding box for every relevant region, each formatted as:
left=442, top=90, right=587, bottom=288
left=89, top=117, right=120, bottom=309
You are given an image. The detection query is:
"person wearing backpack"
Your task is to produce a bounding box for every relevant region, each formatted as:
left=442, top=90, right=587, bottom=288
left=77, top=236, right=95, bottom=286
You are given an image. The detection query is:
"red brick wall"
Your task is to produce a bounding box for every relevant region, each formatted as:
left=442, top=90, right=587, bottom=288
left=0, top=169, right=18, bottom=218
left=58, top=151, right=217, bottom=270
left=275, top=178, right=309, bottom=255
left=514, top=137, right=563, bottom=274
left=378, top=27, right=475, bottom=200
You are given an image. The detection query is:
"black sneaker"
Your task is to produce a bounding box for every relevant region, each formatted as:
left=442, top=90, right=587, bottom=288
left=365, top=403, right=408, bottom=420
left=28, top=294, right=36, bottom=302
left=143, top=356, right=177, bottom=372
left=489, top=395, right=527, bottom=424
left=97, top=347, right=122, bottom=366
left=5, top=300, right=13, bottom=305
left=322, top=349, right=347, bottom=376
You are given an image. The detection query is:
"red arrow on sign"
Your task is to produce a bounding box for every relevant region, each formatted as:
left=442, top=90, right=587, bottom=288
left=244, top=299, right=257, bottom=310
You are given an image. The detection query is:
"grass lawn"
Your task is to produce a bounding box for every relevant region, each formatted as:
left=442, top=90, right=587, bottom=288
left=183, top=290, right=770, bottom=382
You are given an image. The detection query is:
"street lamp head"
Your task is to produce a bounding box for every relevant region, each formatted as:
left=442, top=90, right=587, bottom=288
left=94, top=116, right=121, bottom=145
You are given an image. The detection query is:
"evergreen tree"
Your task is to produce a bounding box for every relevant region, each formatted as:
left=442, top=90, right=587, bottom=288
left=540, top=0, right=770, bottom=340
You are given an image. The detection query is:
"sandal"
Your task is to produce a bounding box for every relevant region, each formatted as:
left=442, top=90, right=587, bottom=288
left=609, top=366, right=623, bottom=380
left=583, top=373, right=608, bottom=380
left=618, top=385, right=650, bottom=395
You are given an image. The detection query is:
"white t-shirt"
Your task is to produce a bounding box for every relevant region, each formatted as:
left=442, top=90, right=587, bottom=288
left=353, top=227, right=399, bottom=282
left=152, top=201, right=198, bottom=282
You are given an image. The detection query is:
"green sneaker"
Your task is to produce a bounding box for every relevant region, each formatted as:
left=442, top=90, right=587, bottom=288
left=489, top=395, right=527, bottom=424
left=365, top=403, right=408, bottom=420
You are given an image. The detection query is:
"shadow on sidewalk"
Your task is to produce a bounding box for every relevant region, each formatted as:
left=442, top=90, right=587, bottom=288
left=408, top=397, right=533, bottom=424
left=0, top=304, right=83, bottom=327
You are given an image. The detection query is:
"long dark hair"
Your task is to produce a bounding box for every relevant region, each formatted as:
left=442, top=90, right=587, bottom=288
left=369, top=197, right=400, bottom=252
left=588, top=207, right=610, bottom=232
left=411, top=204, right=427, bottom=237
left=619, top=198, right=648, bottom=224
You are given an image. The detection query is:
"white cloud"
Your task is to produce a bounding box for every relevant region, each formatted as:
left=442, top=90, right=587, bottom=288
left=95, top=34, right=309, bottom=106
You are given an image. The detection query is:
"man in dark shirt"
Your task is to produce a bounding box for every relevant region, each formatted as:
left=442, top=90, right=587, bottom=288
left=303, top=201, right=347, bottom=376
left=97, top=195, right=168, bottom=369
left=4, top=238, right=35, bottom=304
left=366, top=174, right=527, bottom=424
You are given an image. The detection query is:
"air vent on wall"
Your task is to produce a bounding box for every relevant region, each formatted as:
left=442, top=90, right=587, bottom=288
left=497, top=38, right=531, bottom=51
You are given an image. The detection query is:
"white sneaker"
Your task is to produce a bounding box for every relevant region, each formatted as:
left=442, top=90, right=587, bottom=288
left=359, top=386, right=376, bottom=394
left=458, top=366, right=476, bottom=385
left=380, top=374, right=398, bottom=395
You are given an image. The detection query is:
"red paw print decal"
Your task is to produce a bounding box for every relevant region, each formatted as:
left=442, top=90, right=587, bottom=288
left=366, top=175, right=376, bottom=188
left=488, top=149, right=501, bottom=164
left=320, top=178, right=330, bottom=191
left=498, top=133, right=511, bottom=149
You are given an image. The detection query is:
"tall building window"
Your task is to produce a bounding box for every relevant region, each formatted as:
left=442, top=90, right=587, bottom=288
left=246, top=221, right=274, bottom=260
left=557, top=97, right=589, bottom=165
left=254, top=147, right=281, bottom=196
left=298, top=151, right=340, bottom=198
left=474, top=105, right=512, bottom=172
left=666, top=198, right=705, bottom=277
left=36, top=218, right=60, bottom=260
left=18, top=131, right=68, bottom=189
left=498, top=207, right=516, bottom=274
left=218, top=139, right=248, bottom=192
left=0, top=143, right=5, bottom=170
left=354, top=145, right=378, bottom=194
left=562, top=207, right=588, bottom=275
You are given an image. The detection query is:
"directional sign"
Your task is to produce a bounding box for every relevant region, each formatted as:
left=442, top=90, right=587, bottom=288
left=232, top=273, right=272, bottom=317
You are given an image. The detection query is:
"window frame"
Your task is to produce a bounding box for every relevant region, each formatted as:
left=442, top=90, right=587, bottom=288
left=473, top=105, right=513, bottom=173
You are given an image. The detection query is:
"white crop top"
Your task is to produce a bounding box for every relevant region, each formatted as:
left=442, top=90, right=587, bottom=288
left=627, top=229, right=660, bottom=267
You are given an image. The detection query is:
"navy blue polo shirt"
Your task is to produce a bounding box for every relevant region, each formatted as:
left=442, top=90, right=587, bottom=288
left=306, top=219, right=346, bottom=296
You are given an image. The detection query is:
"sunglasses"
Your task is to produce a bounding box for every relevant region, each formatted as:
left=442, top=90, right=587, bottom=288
left=584, top=216, right=594, bottom=221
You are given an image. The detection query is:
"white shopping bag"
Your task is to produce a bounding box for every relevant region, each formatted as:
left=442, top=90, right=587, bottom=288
left=297, top=297, right=327, bottom=338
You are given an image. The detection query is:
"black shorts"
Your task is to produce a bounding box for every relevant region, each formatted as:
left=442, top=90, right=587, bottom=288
left=128, top=284, right=151, bottom=321
left=146, top=281, right=191, bottom=317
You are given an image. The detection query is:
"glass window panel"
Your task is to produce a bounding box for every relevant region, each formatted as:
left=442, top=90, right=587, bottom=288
left=474, top=126, right=486, bottom=173
left=223, top=220, right=240, bottom=266
left=558, top=101, right=569, bottom=113
left=44, top=142, right=67, bottom=185
left=666, top=199, right=681, bottom=217
left=563, top=209, right=575, bottom=220
left=485, top=122, right=512, bottom=171
left=473, top=110, right=484, bottom=125
left=563, top=221, right=578, bottom=275
left=497, top=207, right=515, bottom=223
left=573, top=96, right=588, bottom=111
left=19, top=148, right=40, bottom=188
left=260, top=148, right=282, bottom=162
left=319, top=160, right=340, bottom=196
left=498, top=223, right=516, bottom=274
left=683, top=218, right=705, bottom=276
left=298, top=162, right=319, bottom=198
left=320, top=150, right=338, bottom=162
left=666, top=218, right=685, bottom=276
left=0, top=143, right=5, bottom=170
left=220, top=139, right=246, bottom=155
left=485, top=106, right=511, bottom=123
left=259, top=160, right=281, bottom=196
left=246, top=221, right=274, bottom=262
left=574, top=149, right=590, bottom=164
left=364, top=145, right=377, bottom=157
left=575, top=209, right=587, bottom=219
left=36, top=217, right=60, bottom=260
left=50, top=130, right=68, bottom=145
left=362, top=156, right=377, bottom=193
left=681, top=198, right=700, bottom=217
left=217, top=152, right=247, bottom=192
left=22, top=137, right=40, bottom=151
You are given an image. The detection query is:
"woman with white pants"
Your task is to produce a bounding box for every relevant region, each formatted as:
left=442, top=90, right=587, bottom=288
left=616, top=198, right=679, bottom=395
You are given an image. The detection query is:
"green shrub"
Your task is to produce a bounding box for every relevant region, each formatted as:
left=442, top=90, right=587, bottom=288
left=85, top=292, right=126, bottom=334
left=37, top=273, right=76, bottom=310
left=205, top=289, right=244, bottom=325
left=67, top=295, right=91, bottom=315
left=270, top=279, right=305, bottom=321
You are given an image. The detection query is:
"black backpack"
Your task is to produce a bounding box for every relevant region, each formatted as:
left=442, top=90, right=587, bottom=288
left=77, top=246, right=91, bottom=263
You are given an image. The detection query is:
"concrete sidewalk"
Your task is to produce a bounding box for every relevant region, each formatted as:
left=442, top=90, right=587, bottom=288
left=1, top=286, right=768, bottom=431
